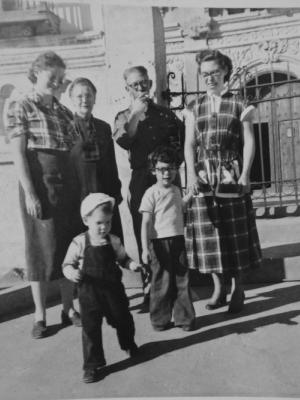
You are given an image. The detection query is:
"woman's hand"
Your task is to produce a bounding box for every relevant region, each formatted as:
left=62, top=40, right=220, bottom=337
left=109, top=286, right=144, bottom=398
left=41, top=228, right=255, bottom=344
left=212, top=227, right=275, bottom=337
left=129, top=261, right=142, bottom=272
left=25, top=191, right=42, bottom=218
left=238, top=174, right=251, bottom=194
left=187, top=173, right=201, bottom=195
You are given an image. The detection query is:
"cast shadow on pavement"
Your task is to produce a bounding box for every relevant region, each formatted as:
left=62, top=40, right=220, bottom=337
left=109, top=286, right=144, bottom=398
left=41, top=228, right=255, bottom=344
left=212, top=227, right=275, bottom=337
left=96, top=308, right=300, bottom=382
left=87, top=283, right=300, bottom=382
left=185, top=282, right=300, bottom=330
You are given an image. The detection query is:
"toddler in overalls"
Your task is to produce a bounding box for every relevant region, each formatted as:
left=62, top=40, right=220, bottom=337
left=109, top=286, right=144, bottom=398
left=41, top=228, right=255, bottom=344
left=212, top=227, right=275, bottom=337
left=63, top=193, right=141, bottom=383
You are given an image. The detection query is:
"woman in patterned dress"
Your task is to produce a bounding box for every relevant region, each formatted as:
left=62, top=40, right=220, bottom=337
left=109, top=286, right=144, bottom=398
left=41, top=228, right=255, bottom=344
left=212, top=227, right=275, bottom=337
left=6, top=51, right=81, bottom=338
left=184, top=49, right=261, bottom=313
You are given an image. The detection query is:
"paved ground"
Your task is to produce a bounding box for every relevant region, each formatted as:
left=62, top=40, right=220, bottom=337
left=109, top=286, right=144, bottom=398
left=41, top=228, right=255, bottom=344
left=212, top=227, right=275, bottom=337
left=1, top=282, right=300, bottom=400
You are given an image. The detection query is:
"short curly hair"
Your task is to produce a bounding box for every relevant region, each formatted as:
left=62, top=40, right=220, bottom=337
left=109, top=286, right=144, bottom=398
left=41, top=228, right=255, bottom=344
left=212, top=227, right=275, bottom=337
left=68, top=77, right=97, bottom=97
left=195, top=49, right=233, bottom=82
left=28, top=51, right=66, bottom=84
left=149, top=146, right=181, bottom=170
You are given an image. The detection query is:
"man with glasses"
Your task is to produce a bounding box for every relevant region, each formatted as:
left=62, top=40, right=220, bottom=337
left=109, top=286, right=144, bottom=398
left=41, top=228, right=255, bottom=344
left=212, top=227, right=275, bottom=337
left=113, top=66, right=184, bottom=308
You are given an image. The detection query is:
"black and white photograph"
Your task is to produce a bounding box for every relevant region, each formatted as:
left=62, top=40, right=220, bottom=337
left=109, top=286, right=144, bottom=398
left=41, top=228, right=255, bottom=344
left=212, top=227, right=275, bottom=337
left=0, top=0, right=300, bottom=399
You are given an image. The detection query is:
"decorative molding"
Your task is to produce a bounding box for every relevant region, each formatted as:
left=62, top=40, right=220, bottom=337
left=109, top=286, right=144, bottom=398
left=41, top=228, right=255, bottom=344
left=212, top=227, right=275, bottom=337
left=210, top=23, right=300, bottom=49
left=222, top=37, right=300, bottom=72
left=166, top=40, right=184, bottom=54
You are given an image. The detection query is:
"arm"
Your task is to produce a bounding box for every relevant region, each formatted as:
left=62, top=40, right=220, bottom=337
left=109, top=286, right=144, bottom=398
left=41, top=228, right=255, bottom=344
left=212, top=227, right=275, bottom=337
left=167, top=112, right=185, bottom=164
left=184, top=109, right=200, bottom=194
left=10, top=136, right=43, bottom=218
left=62, top=239, right=83, bottom=283
left=105, top=127, right=122, bottom=204
left=141, top=212, right=152, bottom=265
left=113, top=97, right=147, bottom=149
left=110, top=235, right=141, bottom=271
left=238, top=121, right=255, bottom=192
left=6, top=99, right=42, bottom=218
left=182, top=189, right=194, bottom=211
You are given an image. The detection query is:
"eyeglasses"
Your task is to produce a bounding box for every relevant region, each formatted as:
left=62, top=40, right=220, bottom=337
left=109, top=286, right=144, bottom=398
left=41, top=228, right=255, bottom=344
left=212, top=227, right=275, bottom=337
left=127, top=79, right=150, bottom=90
left=201, top=70, right=221, bottom=79
left=155, top=167, right=177, bottom=174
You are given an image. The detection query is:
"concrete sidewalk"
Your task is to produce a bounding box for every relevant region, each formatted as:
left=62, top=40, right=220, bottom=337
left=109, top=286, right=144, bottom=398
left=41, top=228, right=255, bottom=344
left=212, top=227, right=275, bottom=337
left=0, top=282, right=300, bottom=399
left=2, top=215, right=300, bottom=319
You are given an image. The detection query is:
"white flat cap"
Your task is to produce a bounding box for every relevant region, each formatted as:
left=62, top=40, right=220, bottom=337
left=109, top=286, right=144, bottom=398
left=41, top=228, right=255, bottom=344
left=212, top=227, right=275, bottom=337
left=80, top=193, right=115, bottom=219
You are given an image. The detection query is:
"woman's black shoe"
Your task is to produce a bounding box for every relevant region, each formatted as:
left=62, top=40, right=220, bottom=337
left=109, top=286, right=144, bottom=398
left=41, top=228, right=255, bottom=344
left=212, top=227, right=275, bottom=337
left=205, top=293, right=227, bottom=310
left=228, top=290, right=245, bottom=313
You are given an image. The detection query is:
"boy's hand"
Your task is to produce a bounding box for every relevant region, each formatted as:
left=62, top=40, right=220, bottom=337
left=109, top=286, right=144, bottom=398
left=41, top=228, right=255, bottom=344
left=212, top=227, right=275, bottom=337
left=183, top=188, right=194, bottom=203
left=64, top=266, right=82, bottom=283
left=142, top=249, right=151, bottom=265
left=129, top=261, right=142, bottom=272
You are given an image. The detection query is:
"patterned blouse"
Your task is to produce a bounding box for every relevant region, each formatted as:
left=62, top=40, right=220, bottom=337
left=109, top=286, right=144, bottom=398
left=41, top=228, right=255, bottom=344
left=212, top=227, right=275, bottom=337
left=190, top=92, right=246, bottom=197
left=5, top=91, right=77, bottom=151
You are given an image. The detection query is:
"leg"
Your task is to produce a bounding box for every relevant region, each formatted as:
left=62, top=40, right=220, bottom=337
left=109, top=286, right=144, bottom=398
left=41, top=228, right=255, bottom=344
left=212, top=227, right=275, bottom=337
left=59, top=278, right=81, bottom=327
left=79, top=284, right=106, bottom=370
left=172, top=237, right=196, bottom=330
left=228, top=270, right=245, bottom=313
left=205, top=273, right=227, bottom=310
left=30, top=281, right=47, bottom=322
left=30, top=281, right=48, bottom=339
left=150, top=239, right=174, bottom=330
left=103, top=284, right=136, bottom=351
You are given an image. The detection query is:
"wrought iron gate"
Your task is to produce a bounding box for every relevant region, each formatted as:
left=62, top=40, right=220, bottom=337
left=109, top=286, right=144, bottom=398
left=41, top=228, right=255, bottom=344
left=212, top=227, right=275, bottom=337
left=162, top=63, right=300, bottom=212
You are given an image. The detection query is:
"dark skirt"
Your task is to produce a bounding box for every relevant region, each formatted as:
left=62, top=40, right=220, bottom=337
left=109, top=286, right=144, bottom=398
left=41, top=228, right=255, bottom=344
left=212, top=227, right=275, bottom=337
left=20, top=149, right=80, bottom=281
left=185, top=194, right=262, bottom=275
left=70, top=140, right=123, bottom=242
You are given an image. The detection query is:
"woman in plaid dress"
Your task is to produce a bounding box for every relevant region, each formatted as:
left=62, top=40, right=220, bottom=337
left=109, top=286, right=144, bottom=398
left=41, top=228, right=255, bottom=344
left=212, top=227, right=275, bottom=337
left=184, top=50, right=261, bottom=313
left=5, top=51, right=81, bottom=338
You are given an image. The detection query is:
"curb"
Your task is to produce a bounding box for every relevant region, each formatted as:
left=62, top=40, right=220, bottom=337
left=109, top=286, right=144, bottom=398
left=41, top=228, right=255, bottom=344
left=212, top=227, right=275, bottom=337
left=1, top=256, right=300, bottom=321
left=0, top=270, right=143, bottom=322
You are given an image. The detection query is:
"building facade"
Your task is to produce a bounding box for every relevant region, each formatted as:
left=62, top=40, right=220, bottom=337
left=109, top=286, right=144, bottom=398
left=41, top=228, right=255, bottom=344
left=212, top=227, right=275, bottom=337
left=1, top=4, right=300, bottom=275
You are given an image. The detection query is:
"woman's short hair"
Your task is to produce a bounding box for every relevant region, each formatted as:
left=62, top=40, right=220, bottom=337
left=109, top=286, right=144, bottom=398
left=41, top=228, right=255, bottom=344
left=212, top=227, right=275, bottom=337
left=149, top=145, right=181, bottom=170
left=123, top=66, right=148, bottom=81
left=68, top=77, right=97, bottom=97
left=28, top=51, right=66, bottom=84
left=195, top=49, right=233, bottom=82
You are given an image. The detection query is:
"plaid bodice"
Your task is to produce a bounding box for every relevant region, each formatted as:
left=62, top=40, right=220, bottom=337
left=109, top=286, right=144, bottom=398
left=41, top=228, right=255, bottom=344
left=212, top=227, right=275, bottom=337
left=191, top=92, right=246, bottom=196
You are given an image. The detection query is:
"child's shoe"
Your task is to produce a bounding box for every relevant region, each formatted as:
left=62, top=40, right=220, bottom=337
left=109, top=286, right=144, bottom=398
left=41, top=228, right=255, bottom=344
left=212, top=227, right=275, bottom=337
left=31, top=321, right=47, bottom=339
left=152, top=321, right=173, bottom=331
left=83, top=368, right=98, bottom=383
left=61, top=310, right=82, bottom=327
left=181, top=320, right=196, bottom=332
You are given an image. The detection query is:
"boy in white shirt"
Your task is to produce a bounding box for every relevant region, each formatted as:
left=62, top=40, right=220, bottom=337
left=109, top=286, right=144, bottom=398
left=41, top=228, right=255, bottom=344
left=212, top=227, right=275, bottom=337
left=63, top=193, right=141, bottom=383
left=140, top=146, right=195, bottom=332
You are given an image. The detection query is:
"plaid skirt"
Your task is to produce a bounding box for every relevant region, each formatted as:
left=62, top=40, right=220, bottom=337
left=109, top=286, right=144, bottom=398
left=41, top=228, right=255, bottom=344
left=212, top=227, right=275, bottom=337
left=185, top=194, right=262, bottom=275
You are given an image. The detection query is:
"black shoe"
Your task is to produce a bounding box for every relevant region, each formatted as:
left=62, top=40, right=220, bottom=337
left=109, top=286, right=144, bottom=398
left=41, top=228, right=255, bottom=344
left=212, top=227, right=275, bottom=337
left=152, top=321, right=173, bottom=331
left=181, top=320, right=196, bottom=332
left=228, top=290, right=245, bottom=314
left=83, top=369, right=98, bottom=383
left=31, top=321, right=47, bottom=339
left=142, top=293, right=150, bottom=306
left=61, top=310, right=82, bottom=327
left=205, top=293, right=227, bottom=310
left=126, top=342, right=140, bottom=357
